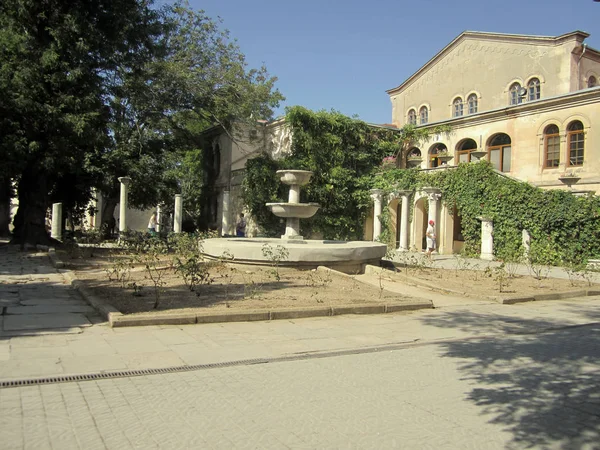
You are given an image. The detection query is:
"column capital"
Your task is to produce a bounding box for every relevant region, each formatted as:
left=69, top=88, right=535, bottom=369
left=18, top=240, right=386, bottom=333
left=396, top=189, right=412, bottom=197
left=370, top=189, right=383, bottom=201
left=117, top=176, right=131, bottom=185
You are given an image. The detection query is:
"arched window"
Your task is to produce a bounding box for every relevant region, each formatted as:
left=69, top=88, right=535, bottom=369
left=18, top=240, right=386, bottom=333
left=589, top=76, right=597, bottom=88
left=467, top=94, right=478, bottom=114
left=407, top=109, right=417, bottom=125
left=453, top=98, right=463, bottom=117
left=456, top=139, right=478, bottom=163
left=509, top=83, right=523, bottom=105
left=544, top=125, right=560, bottom=168
left=567, top=121, right=584, bottom=166
left=488, top=134, right=511, bottom=172
left=528, top=78, right=541, bottom=101
left=428, top=144, right=448, bottom=168
left=419, top=106, right=428, bottom=125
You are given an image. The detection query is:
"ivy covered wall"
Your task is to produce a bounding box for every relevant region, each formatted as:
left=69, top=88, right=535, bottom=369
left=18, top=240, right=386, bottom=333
left=242, top=107, right=600, bottom=264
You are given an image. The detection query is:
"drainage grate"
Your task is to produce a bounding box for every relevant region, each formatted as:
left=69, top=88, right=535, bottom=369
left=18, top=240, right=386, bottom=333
left=2, top=322, right=598, bottom=389
left=0, top=341, right=427, bottom=389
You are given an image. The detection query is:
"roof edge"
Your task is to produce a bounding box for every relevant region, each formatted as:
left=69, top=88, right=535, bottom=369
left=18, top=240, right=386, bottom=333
left=386, top=30, right=591, bottom=96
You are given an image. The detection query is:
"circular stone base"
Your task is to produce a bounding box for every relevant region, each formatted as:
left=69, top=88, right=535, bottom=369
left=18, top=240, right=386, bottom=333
left=201, top=238, right=388, bottom=274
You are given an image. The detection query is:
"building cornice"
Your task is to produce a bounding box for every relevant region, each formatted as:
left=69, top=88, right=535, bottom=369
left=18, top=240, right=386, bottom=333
left=386, top=30, right=590, bottom=96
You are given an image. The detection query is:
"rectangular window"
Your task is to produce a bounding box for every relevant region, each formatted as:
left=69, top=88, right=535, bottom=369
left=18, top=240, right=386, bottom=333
left=489, top=149, right=500, bottom=170
left=489, top=146, right=511, bottom=172
left=568, top=132, right=584, bottom=166
left=545, top=135, right=560, bottom=168
left=502, top=146, right=511, bottom=173
left=458, top=152, right=470, bottom=163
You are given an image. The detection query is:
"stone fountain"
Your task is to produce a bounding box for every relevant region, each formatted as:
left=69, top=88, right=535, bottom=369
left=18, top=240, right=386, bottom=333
left=266, top=170, right=319, bottom=240
left=201, top=169, right=387, bottom=273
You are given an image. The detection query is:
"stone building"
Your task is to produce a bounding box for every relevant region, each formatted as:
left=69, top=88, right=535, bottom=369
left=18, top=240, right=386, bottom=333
left=380, top=30, right=600, bottom=255
left=199, top=119, right=292, bottom=236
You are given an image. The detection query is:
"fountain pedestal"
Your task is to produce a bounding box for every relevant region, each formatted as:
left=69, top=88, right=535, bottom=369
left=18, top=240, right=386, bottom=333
left=267, top=170, right=320, bottom=240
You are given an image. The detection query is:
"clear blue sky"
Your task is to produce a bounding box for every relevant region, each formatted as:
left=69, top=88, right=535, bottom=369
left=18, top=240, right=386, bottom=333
left=184, top=0, right=599, bottom=124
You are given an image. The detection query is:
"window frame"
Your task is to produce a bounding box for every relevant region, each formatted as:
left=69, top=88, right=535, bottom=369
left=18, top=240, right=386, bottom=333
left=407, top=109, right=417, bottom=125
left=452, top=97, right=463, bottom=118
left=543, top=124, right=561, bottom=169
left=419, top=106, right=428, bottom=125
left=566, top=121, right=584, bottom=167
left=487, top=134, right=512, bottom=173
left=527, top=78, right=541, bottom=101
left=588, top=76, right=597, bottom=88
left=456, top=139, right=478, bottom=164
left=509, top=83, right=523, bottom=105
left=467, top=94, right=478, bottom=114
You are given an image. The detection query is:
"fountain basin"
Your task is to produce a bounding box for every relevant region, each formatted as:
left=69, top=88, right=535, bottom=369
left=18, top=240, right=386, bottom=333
left=277, top=170, right=313, bottom=186
left=202, top=238, right=387, bottom=274
left=266, top=203, right=320, bottom=219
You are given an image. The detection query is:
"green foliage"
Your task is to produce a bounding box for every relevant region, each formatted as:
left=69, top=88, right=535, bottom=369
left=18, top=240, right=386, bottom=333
left=243, top=107, right=442, bottom=240
left=376, top=162, right=600, bottom=266
left=261, top=243, right=289, bottom=281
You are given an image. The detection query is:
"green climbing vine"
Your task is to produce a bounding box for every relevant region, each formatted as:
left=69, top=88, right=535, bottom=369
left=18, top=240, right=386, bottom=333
left=242, top=107, right=599, bottom=266
left=242, top=106, right=445, bottom=240
left=374, top=162, right=600, bottom=264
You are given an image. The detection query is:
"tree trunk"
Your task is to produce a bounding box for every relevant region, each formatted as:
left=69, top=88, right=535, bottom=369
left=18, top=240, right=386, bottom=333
left=101, top=196, right=118, bottom=238
left=11, top=166, right=52, bottom=246
left=0, top=178, right=12, bottom=237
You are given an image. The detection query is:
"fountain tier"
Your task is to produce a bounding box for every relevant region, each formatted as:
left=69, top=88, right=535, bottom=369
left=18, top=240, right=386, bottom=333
left=267, top=170, right=319, bottom=240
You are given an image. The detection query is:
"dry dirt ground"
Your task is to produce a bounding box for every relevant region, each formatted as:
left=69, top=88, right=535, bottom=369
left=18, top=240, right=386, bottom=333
left=59, top=248, right=595, bottom=316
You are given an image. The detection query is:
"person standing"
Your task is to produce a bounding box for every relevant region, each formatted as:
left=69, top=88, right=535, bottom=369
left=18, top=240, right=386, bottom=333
left=426, top=219, right=436, bottom=258
left=236, top=213, right=246, bottom=237
left=148, top=211, right=158, bottom=235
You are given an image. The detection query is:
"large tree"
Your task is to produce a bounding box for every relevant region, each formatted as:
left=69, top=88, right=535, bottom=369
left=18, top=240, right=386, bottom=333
left=0, top=0, right=163, bottom=245
left=88, top=2, right=284, bottom=229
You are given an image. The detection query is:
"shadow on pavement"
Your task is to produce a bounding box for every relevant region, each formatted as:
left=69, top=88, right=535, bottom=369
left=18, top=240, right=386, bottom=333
left=419, top=308, right=600, bottom=448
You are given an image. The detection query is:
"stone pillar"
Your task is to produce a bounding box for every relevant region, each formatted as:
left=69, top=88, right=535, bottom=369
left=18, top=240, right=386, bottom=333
left=156, top=205, right=162, bottom=233
left=94, top=190, right=103, bottom=230
left=423, top=188, right=442, bottom=226
left=117, top=177, right=131, bottom=232
left=370, top=189, right=383, bottom=241
left=522, top=229, right=531, bottom=260
left=480, top=218, right=494, bottom=260
left=174, top=194, right=182, bottom=233
left=397, top=190, right=411, bottom=251
left=221, top=190, right=230, bottom=236
left=51, top=202, right=62, bottom=240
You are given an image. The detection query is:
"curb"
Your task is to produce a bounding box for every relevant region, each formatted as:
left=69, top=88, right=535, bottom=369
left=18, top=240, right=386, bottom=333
left=501, top=289, right=600, bottom=304
left=108, top=301, right=433, bottom=328
left=48, top=251, right=433, bottom=328
left=366, top=264, right=600, bottom=305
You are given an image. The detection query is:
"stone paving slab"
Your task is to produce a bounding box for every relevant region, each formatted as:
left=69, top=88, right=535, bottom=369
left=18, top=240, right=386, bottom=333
left=6, top=305, right=96, bottom=315
left=2, top=313, right=92, bottom=331
left=19, top=298, right=88, bottom=306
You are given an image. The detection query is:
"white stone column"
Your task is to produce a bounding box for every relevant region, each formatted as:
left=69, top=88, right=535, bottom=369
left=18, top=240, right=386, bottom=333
left=397, top=190, right=411, bottom=251
left=94, top=190, right=103, bottom=230
left=117, top=177, right=131, bottom=232
left=370, top=189, right=383, bottom=241
left=522, top=229, right=531, bottom=260
left=156, top=205, right=162, bottom=233
left=423, top=187, right=442, bottom=227
left=480, top=218, right=494, bottom=260
left=51, top=202, right=62, bottom=240
left=174, top=194, right=182, bottom=233
left=221, top=190, right=230, bottom=236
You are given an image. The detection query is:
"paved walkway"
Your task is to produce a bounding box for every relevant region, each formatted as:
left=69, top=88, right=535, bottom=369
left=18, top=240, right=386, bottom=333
left=1, top=244, right=600, bottom=448
left=1, top=245, right=599, bottom=381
